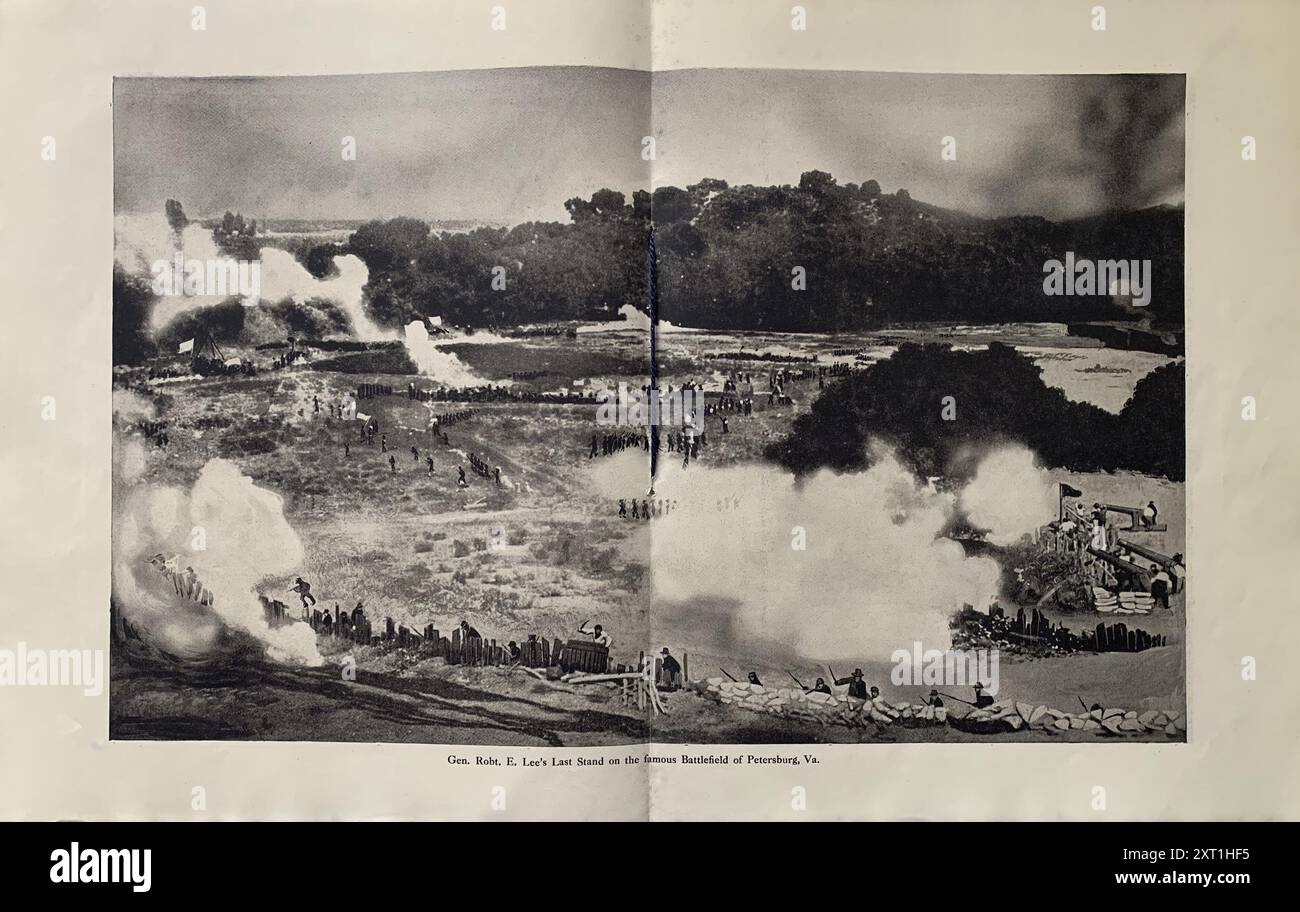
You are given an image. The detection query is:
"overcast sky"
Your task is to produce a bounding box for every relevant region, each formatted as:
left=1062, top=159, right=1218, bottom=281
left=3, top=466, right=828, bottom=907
left=115, top=68, right=1183, bottom=224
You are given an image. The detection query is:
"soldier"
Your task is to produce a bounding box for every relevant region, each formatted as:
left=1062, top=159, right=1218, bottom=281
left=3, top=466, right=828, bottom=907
left=747, top=671, right=762, bottom=686
left=589, top=434, right=598, bottom=459
left=1142, top=500, right=1159, bottom=528
left=577, top=621, right=611, bottom=648
left=381, top=434, right=388, bottom=453
left=426, top=455, right=435, bottom=477
left=459, top=619, right=482, bottom=640
left=927, top=689, right=944, bottom=708
left=494, top=467, right=501, bottom=486
left=659, top=648, right=682, bottom=690
left=1150, top=564, right=1173, bottom=609
left=411, top=445, right=419, bottom=462
left=290, top=577, right=316, bottom=610
left=618, top=499, right=627, bottom=518
left=834, top=668, right=868, bottom=699
left=641, top=499, right=650, bottom=519
left=388, top=454, right=397, bottom=475
left=631, top=499, right=640, bottom=519
left=972, top=682, right=995, bottom=708
left=808, top=678, right=832, bottom=695
left=344, top=441, right=350, bottom=458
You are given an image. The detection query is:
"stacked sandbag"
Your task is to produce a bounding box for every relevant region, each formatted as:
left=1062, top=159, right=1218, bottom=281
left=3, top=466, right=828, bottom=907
left=695, top=678, right=1185, bottom=738
left=1035, top=706, right=1185, bottom=736
left=1116, top=591, right=1155, bottom=615
left=1092, top=586, right=1118, bottom=613
left=694, top=680, right=949, bottom=729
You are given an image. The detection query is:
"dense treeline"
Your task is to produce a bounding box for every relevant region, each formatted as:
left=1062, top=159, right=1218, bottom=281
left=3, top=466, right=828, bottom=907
left=113, top=176, right=1184, bottom=363
left=765, top=343, right=1185, bottom=482
left=653, top=172, right=1183, bottom=330
left=343, top=195, right=650, bottom=329
left=329, top=172, right=1182, bottom=333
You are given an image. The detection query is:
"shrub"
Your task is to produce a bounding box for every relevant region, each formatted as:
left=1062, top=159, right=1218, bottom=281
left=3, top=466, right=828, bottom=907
left=586, top=546, right=619, bottom=575
left=767, top=343, right=1183, bottom=481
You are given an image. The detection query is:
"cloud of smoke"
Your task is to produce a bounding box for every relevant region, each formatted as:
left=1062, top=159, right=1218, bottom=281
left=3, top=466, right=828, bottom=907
left=113, top=454, right=323, bottom=665
left=577, top=304, right=691, bottom=334
left=113, top=212, right=374, bottom=337
left=957, top=444, right=1057, bottom=545
left=599, top=447, right=1006, bottom=663
left=402, top=321, right=491, bottom=387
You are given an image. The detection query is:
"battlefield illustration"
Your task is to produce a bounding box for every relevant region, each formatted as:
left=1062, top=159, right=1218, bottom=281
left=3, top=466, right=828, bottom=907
left=110, top=69, right=1186, bottom=744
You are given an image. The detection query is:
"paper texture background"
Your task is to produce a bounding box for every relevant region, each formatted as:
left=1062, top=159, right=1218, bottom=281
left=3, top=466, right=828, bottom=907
left=1, top=0, right=1297, bottom=820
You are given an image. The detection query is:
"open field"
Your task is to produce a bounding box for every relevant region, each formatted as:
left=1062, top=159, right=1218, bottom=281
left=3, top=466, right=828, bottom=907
left=112, top=324, right=1185, bottom=744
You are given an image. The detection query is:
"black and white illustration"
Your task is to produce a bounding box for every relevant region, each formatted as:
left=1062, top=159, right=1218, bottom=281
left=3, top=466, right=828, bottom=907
left=110, top=68, right=1185, bottom=745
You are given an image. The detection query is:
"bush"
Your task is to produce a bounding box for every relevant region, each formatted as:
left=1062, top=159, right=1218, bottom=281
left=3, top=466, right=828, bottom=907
left=767, top=343, right=1183, bottom=481
left=586, top=546, right=619, bottom=575
left=507, top=528, right=528, bottom=546
left=219, top=433, right=279, bottom=457
left=452, top=539, right=471, bottom=558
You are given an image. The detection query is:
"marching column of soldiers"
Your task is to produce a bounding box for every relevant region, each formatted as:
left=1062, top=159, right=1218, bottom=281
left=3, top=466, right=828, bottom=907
left=590, top=430, right=651, bottom=459
left=618, top=496, right=679, bottom=520
left=466, top=451, right=502, bottom=486
left=430, top=408, right=474, bottom=427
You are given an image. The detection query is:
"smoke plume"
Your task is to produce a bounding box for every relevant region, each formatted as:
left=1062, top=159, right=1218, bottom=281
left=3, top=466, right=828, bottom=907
left=603, top=445, right=1051, bottom=663
left=113, top=452, right=323, bottom=666
left=113, top=212, right=372, bottom=337
left=957, top=444, right=1057, bottom=545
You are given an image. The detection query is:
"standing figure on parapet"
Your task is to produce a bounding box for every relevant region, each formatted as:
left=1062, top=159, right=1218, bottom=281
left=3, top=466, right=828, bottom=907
left=1142, top=500, right=1159, bottom=528
left=290, top=577, right=316, bottom=610
left=577, top=620, right=612, bottom=648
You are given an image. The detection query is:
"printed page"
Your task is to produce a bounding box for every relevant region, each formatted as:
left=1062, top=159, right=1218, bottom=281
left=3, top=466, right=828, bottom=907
left=0, top=0, right=1296, bottom=824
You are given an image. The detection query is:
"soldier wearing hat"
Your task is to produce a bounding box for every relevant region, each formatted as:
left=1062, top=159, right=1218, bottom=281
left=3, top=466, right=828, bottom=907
left=658, top=647, right=682, bottom=691
left=834, top=668, right=869, bottom=699
left=290, top=576, right=316, bottom=610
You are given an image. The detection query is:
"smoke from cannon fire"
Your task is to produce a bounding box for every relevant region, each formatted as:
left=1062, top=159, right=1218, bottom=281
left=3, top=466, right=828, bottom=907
left=605, top=443, right=1054, bottom=663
